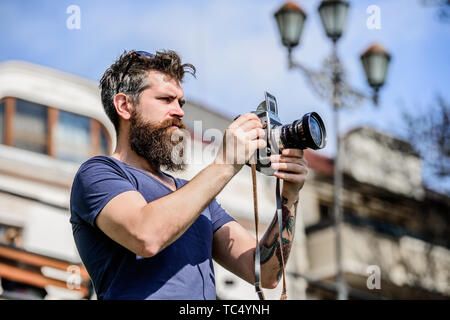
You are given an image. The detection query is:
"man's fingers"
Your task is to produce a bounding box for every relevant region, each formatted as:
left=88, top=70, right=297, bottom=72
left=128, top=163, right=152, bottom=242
left=236, top=119, right=263, bottom=133
left=249, top=138, right=267, bottom=150
left=281, top=148, right=304, bottom=158
left=246, top=128, right=266, bottom=140
left=270, top=154, right=308, bottom=167
left=271, top=162, right=308, bottom=174
left=228, top=113, right=260, bottom=130
left=273, top=171, right=307, bottom=183
left=220, top=113, right=267, bottom=165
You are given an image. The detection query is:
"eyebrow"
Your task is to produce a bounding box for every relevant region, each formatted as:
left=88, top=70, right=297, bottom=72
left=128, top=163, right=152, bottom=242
left=160, top=93, right=184, bottom=102
left=157, top=93, right=185, bottom=106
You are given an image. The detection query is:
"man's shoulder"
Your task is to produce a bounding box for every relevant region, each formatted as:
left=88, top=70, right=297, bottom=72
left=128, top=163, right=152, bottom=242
left=78, top=155, right=121, bottom=169
left=75, top=156, right=125, bottom=176
left=70, top=156, right=137, bottom=225
left=71, top=156, right=133, bottom=191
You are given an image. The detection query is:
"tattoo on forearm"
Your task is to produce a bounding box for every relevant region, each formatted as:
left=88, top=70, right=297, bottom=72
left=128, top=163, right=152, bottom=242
left=259, top=196, right=299, bottom=271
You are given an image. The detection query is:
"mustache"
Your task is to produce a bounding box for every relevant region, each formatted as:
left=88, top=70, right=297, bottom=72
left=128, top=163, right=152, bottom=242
left=160, top=118, right=186, bottom=130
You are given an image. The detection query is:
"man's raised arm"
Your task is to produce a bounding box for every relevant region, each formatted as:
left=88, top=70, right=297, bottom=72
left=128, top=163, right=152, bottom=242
left=212, top=148, right=308, bottom=289
left=96, top=113, right=266, bottom=258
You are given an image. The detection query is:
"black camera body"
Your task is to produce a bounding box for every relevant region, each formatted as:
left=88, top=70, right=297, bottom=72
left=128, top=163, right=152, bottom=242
left=250, top=92, right=327, bottom=176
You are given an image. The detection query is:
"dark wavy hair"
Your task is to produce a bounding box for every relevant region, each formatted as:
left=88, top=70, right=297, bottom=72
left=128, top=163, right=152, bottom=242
left=99, top=50, right=196, bottom=134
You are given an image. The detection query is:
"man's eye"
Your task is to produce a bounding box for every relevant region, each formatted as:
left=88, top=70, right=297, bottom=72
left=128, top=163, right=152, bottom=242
left=159, top=97, right=171, bottom=102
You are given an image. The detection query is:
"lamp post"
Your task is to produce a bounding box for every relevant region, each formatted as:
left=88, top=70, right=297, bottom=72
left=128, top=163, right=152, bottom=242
left=274, top=0, right=391, bottom=300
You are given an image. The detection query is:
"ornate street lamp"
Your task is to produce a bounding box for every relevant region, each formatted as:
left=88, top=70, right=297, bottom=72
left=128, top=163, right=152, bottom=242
left=274, top=2, right=307, bottom=53
left=318, top=0, right=350, bottom=43
left=272, top=1, right=391, bottom=301
left=361, top=43, right=392, bottom=103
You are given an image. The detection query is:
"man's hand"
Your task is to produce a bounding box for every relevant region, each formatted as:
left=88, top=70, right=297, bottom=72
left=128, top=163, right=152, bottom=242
left=270, top=148, right=308, bottom=199
left=214, top=113, right=266, bottom=174
left=213, top=147, right=308, bottom=290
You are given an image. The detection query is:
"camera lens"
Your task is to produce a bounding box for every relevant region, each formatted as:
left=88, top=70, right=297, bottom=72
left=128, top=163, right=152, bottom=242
left=278, top=112, right=326, bottom=150
left=309, top=115, right=322, bottom=147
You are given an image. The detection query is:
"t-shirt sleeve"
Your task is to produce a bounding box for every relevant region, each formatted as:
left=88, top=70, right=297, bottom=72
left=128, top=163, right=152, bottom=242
left=209, top=198, right=235, bottom=233
left=70, top=158, right=137, bottom=227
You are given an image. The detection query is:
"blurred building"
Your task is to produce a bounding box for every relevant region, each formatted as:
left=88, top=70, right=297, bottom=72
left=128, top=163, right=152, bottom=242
left=0, top=61, right=112, bottom=299
left=301, top=126, right=450, bottom=299
left=0, top=60, right=448, bottom=300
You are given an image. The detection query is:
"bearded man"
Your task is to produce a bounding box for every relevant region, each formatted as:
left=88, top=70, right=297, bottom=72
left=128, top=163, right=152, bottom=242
left=70, top=50, right=308, bottom=300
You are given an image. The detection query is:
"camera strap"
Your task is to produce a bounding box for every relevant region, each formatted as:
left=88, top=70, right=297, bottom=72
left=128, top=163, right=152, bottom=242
left=251, top=162, right=287, bottom=300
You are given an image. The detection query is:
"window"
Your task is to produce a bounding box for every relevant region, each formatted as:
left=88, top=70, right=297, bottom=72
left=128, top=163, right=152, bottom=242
left=0, top=100, right=4, bottom=144
left=13, top=99, right=48, bottom=154
left=0, top=224, right=23, bottom=248
left=306, top=203, right=334, bottom=234
left=320, top=204, right=332, bottom=221
left=0, top=96, right=111, bottom=162
left=54, top=110, right=91, bottom=162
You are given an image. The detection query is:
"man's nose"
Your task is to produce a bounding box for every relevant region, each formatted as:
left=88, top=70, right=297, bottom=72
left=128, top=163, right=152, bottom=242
left=169, top=101, right=184, bottom=118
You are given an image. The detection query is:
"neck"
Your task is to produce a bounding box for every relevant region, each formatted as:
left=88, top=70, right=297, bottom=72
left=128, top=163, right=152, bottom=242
left=111, top=134, right=162, bottom=177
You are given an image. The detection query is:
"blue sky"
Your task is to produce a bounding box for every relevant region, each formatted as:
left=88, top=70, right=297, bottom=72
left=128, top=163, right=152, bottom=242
left=1, top=0, right=449, bottom=192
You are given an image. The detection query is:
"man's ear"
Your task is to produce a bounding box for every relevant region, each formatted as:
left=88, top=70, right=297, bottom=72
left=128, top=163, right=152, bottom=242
left=114, top=93, right=133, bottom=121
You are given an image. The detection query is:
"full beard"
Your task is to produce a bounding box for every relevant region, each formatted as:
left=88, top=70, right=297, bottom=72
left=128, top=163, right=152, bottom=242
left=129, top=109, right=188, bottom=172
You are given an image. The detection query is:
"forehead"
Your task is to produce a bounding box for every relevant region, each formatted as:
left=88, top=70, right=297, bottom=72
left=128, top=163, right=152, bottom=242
left=145, top=70, right=183, bottom=95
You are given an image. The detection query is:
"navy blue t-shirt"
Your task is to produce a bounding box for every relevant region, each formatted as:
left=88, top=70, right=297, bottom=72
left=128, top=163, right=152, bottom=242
left=70, top=156, right=234, bottom=300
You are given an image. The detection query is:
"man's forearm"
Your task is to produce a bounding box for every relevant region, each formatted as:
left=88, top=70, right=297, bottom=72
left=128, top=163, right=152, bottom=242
left=139, top=163, right=236, bottom=255
left=258, top=187, right=299, bottom=288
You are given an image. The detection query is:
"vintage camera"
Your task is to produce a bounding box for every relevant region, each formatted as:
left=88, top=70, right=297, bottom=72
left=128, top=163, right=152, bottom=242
left=250, top=92, right=327, bottom=175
